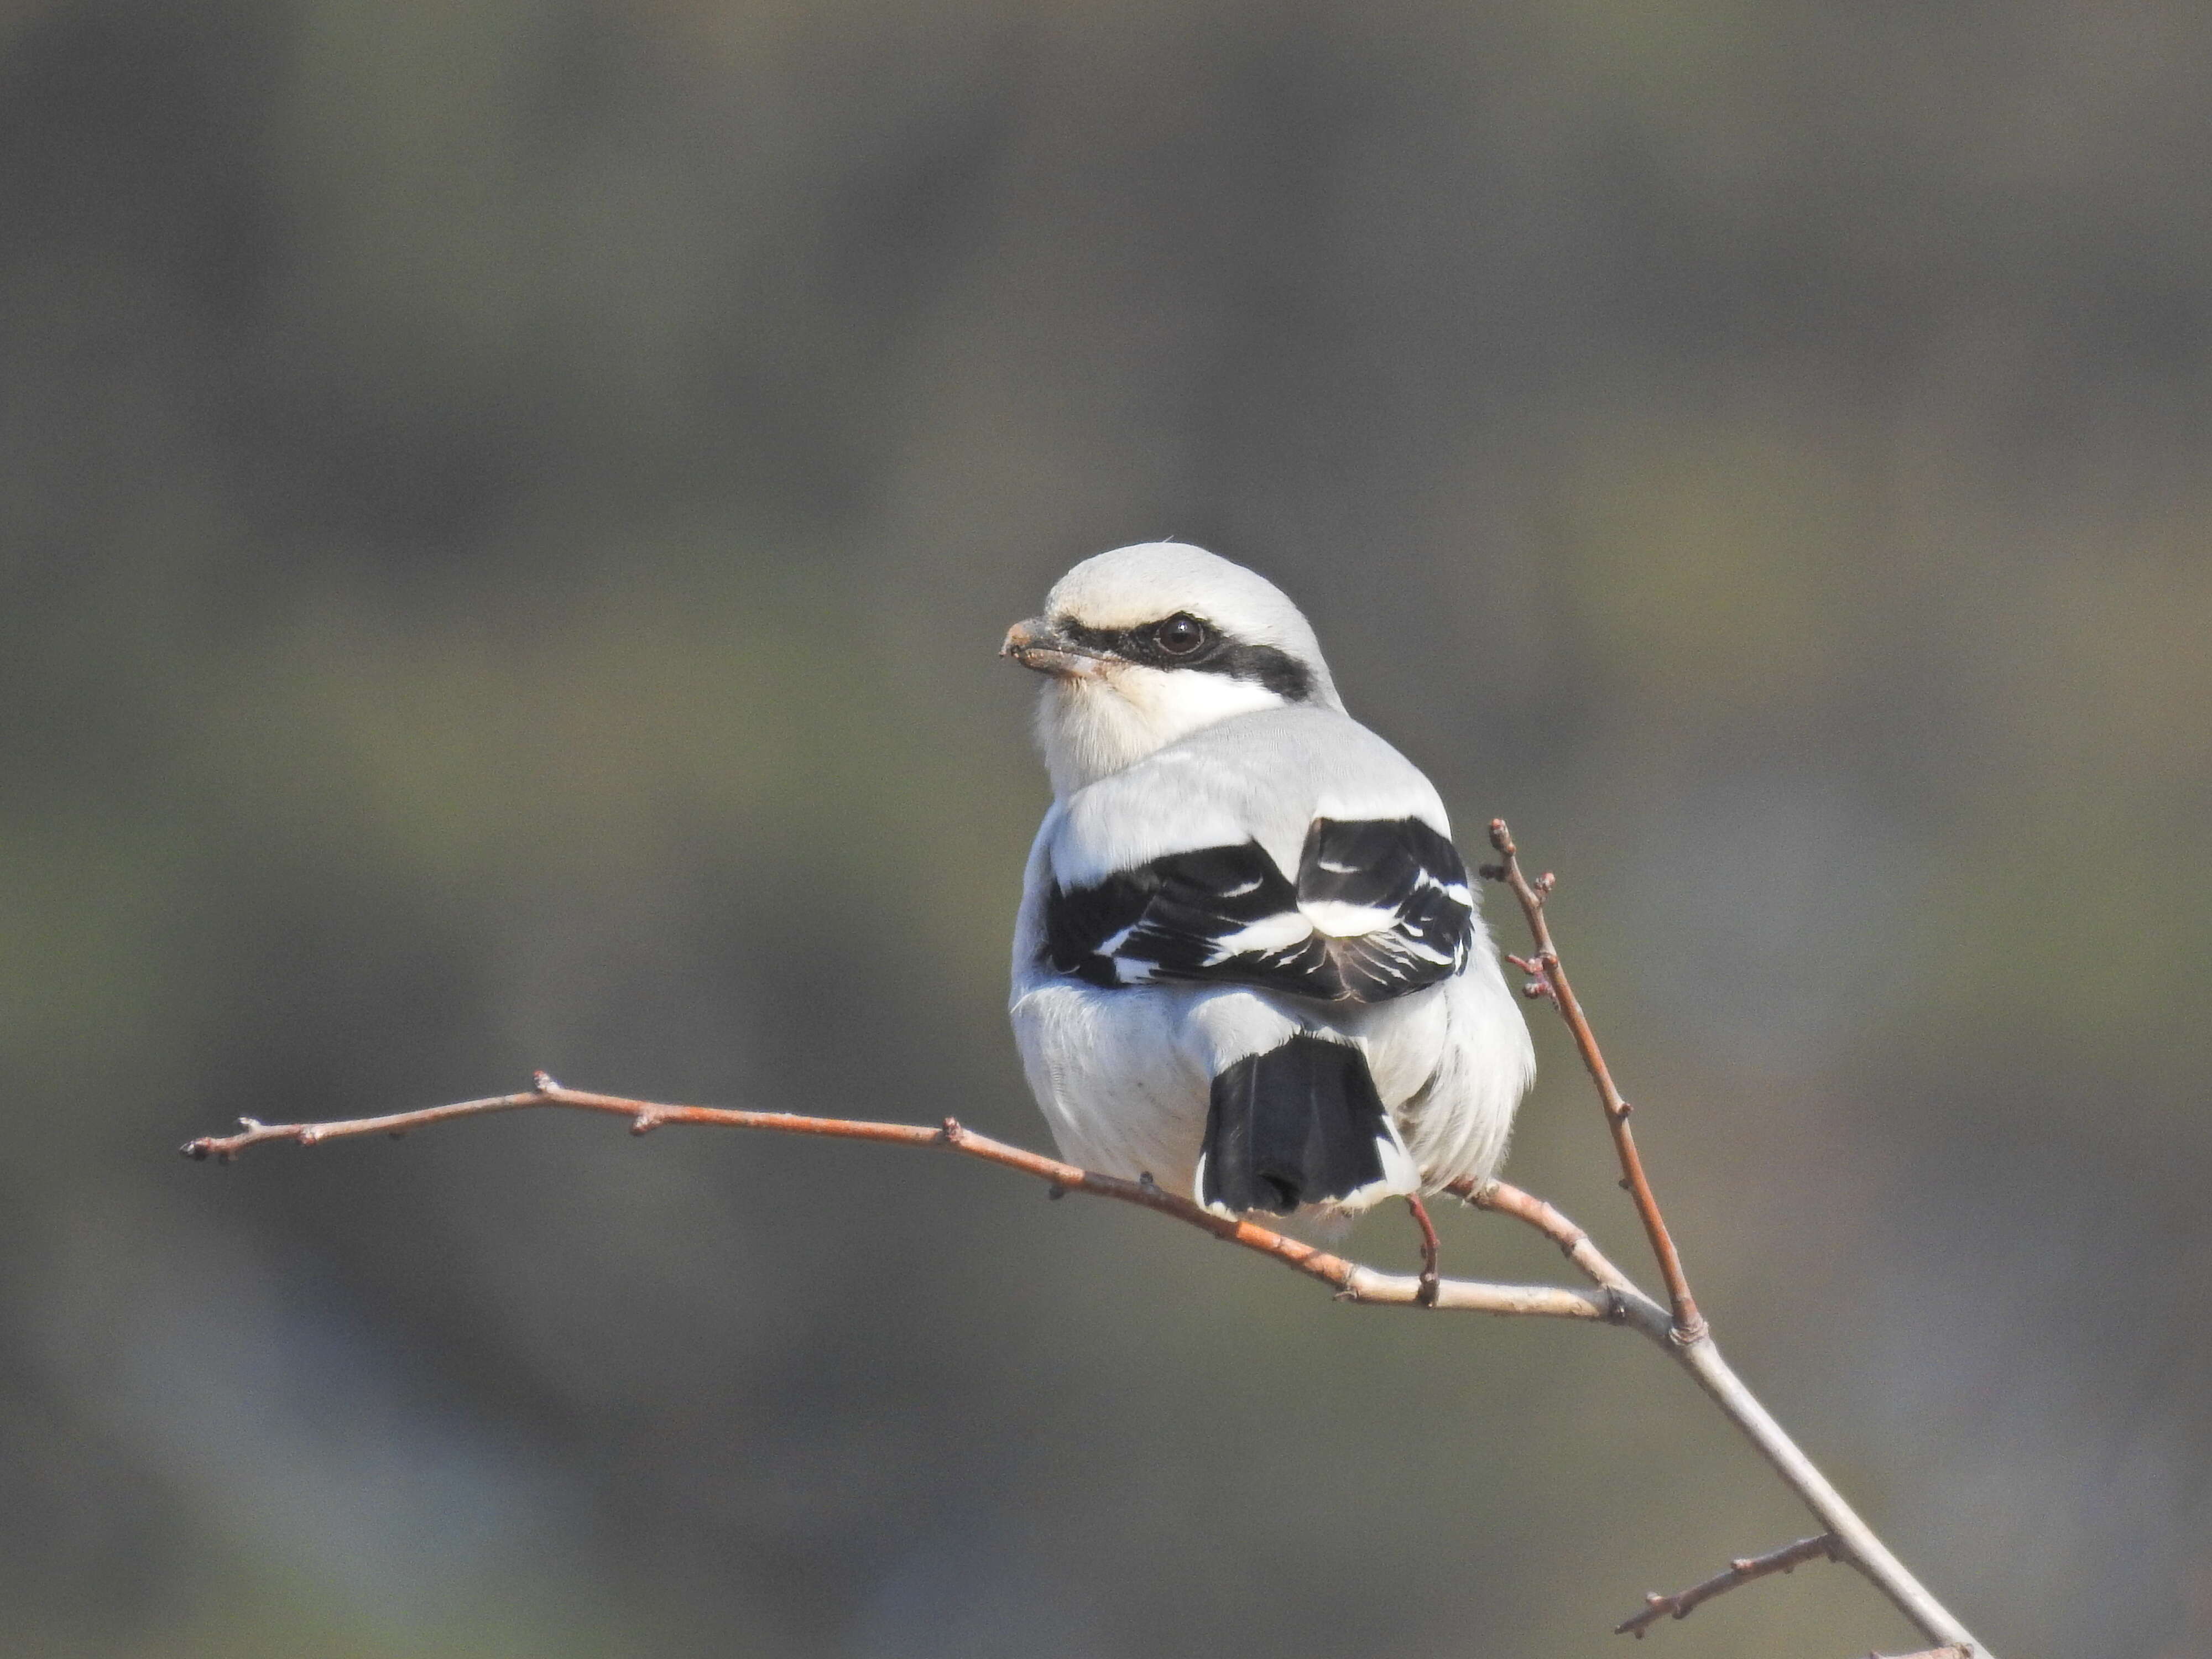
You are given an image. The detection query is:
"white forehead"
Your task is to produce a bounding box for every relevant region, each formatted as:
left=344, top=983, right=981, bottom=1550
left=1045, top=542, right=1314, bottom=644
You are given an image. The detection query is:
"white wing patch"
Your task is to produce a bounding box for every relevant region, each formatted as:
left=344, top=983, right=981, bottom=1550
left=1204, top=912, right=1315, bottom=961
left=1297, top=899, right=1400, bottom=939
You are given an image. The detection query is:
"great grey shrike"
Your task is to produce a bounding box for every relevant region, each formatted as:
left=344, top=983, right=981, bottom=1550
left=1004, top=542, right=1532, bottom=1282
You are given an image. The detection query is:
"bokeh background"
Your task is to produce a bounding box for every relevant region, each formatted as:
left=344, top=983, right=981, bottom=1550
left=5, top=2, right=2210, bottom=1655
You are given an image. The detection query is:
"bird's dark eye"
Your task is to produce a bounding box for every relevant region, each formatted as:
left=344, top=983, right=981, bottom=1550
left=1154, top=613, right=1210, bottom=656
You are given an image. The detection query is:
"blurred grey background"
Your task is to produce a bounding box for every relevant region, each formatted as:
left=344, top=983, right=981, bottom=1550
left=4, top=2, right=2209, bottom=1655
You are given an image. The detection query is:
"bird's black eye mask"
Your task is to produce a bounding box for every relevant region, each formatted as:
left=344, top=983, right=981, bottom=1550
left=1052, top=613, right=1315, bottom=702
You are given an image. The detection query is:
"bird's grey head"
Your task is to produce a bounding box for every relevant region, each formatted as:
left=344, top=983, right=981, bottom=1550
left=1003, top=542, right=1341, bottom=797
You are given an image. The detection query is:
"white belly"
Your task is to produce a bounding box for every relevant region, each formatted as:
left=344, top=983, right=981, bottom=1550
left=1009, top=978, right=1212, bottom=1194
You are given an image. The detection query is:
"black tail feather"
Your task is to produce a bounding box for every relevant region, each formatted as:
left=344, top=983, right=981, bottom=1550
left=1199, top=1035, right=1395, bottom=1214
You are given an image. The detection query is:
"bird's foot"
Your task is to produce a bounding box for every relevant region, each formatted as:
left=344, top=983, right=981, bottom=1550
left=1407, top=1194, right=1442, bottom=1307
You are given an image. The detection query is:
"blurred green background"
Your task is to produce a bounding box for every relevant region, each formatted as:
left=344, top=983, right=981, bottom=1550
left=4, top=2, right=2209, bottom=1655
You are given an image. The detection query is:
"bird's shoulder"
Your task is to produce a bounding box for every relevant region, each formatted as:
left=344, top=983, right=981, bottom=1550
left=1048, top=706, right=1449, bottom=889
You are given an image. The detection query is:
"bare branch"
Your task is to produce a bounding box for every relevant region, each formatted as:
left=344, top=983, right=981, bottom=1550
left=1479, top=819, right=1704, bottom=1343
left=1451, top=1176, right=1663, bottom=1327
left=1615, top=1532, right=1843, bottom=1636
left=1665, top=1337, right=1989, bottom=1653
left=1458, top=1183, right=1986, bottom=1654
left=181, top=1073, right=1616, bottom=1323
left=179, top=1073, right=1993, bottom=1655
left=1474, top=827, right=1994, bottom=1659
left=181, top=827, right=2002, bottom=1659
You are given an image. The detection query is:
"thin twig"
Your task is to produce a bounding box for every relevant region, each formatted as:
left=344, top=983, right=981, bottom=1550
left=1474, top=822, right=1992, bottom=1659
left=1462, top=1167, right=1986, bottom=1651
left=181, top=1073, right=1616, bottom=1323
left=1479, top=819, right=1704, bottom=1343
left=1450, top=1176, right=1656, bottom=1317
left=1615, top=1532, right=1842, bottom=1636
left=1663, top=1337, right=1985, bottom=1652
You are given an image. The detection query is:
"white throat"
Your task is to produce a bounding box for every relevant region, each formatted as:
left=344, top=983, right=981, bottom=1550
left=1035, top=666, right=1290, bottom=797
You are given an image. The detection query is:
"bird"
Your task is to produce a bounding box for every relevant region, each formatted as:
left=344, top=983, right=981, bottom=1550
left=1003, top=541, right=1533, bottom=1290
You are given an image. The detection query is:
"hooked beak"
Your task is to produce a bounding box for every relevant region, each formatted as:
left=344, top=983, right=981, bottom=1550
left=1001, top=617, right=1108, bottom=679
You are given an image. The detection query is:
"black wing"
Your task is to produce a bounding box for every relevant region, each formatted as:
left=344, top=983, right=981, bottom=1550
left=1044, top=817, right=1474, bottom=1005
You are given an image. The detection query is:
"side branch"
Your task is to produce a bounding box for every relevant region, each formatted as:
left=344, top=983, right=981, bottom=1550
left=1450, top=1177, right=1668, bottom=1338
left=181, top=1074, right=1614, bottom=1323
left=1481, top=818, right=1704, bottom=1343
left=1615, top=1532, right=1843, bottom=1637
